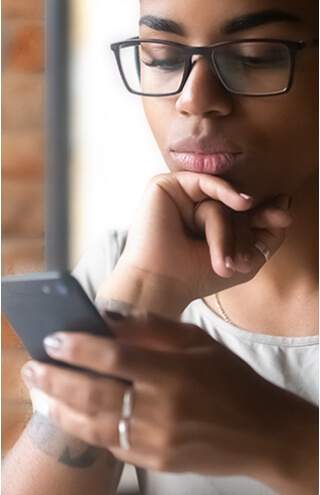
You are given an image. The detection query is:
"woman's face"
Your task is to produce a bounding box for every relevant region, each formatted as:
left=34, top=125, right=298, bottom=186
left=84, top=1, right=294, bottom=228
left=139, top=0, right=318, bottom=202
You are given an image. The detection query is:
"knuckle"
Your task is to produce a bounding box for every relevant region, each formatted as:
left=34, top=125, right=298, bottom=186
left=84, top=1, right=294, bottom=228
left=153, top=451, right=175, bottom=473
left=148, top=173, right=168, bottom=188
left=158, top=426, right=180, bottom=452
left=149, top=173, right=164, bottom=183
left=153, top=454, right=168, bottom=473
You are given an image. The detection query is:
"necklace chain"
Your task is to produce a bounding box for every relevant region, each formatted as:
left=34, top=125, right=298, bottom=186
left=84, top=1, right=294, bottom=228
left=214, top=293, right=235, bottom=325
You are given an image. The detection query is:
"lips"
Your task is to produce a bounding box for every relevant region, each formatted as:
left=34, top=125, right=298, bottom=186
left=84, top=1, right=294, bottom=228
left=169, top=136, right=245, bottom=175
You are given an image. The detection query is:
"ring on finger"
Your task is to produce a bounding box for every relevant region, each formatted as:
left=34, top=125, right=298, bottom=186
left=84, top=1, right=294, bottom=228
left=118, top=418, right=130, bottom=450
left=118, top=387, right=134, bottom=450
left=121, top=387, right=134, bottom=419
left=255, top=240, right=271, bottom=262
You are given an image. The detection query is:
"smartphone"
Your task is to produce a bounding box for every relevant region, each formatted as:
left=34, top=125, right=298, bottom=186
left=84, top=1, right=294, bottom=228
left=1, top=271, right=113, bottom=367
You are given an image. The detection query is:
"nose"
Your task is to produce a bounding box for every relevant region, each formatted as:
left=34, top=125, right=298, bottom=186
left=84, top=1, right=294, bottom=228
left=175, top=57, right=233, bottom=117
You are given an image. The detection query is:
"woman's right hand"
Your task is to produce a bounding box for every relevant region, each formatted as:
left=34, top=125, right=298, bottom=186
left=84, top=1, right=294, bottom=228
left=98, top=172, right=292, bottom=314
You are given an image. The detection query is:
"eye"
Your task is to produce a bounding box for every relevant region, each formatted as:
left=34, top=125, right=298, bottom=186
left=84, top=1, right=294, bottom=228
left=140, top=44, right=185, bottom=71
left=236, top=54, right=286, bottom=69
left=234, top=45, right=288, bottom=69
left=236, top=54, right=277, bottom=68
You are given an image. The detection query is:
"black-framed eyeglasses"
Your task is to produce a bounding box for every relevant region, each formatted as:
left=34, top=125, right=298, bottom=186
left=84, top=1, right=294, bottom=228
left=110, top=37, right=318, bottom=97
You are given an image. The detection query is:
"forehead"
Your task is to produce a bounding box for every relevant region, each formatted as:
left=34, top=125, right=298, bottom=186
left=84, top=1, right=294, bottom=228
left=139, top=0, right=318, bottom=40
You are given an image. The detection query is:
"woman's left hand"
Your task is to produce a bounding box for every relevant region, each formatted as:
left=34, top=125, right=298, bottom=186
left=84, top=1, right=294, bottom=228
left=21, top=313, right=317, bottom=493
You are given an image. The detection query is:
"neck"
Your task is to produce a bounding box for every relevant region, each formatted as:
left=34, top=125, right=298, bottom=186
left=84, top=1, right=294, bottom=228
left=260, top=175, right=318, bottom=293
left=206, top=174, right=319, bottom=336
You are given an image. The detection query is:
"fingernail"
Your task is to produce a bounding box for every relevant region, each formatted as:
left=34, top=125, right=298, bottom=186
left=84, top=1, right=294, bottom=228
left=21, top=362, right=35, bottom=383
left=225, top=256, right=235, bottom=272
left=240, top=193, right=253, bottom=202
left=43, top=334, right=62, bottom=350
left=30, top=389, right=50, bottom=417
left=280, top=195, right=292, bottom=211
left=274, top=194, right=292, bottom=211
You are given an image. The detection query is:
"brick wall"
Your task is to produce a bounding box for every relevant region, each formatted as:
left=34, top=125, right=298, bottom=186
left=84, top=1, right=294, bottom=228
left=2, top=0, right=45, bottom=455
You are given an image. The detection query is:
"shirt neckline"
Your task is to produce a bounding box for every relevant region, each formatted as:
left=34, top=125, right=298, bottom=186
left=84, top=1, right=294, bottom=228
left=195, top=299, right=319, bottom=347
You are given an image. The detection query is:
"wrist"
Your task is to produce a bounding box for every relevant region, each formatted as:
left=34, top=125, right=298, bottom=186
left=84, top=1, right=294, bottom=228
left=96, top=258, right=193, bottom=319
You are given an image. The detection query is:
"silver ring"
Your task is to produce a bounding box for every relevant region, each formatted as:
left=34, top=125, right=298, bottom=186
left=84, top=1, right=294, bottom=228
left=118, top=418, right=130, bottom=450
left=118, top=388, right=134, bottom=450
left=121, top=388, right=134, bottom=419
left=255, top=241, right=271, bottom=262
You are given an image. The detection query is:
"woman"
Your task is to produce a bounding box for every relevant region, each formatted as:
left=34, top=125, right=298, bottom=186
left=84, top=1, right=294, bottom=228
left=3, top=0, right=318, bottom=494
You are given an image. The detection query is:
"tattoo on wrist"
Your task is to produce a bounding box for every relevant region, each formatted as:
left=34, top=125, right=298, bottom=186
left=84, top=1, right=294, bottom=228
left=27, top=412, right=101, bottom=468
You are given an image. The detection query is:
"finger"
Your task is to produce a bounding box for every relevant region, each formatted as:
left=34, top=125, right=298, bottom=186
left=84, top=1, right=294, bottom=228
left=251, top=207, right=292, bottom=230
left=194, top=200, right=236, bottom=278
left=174, top=172, right=253, bottom=211
left=232, top=215, right=254, bottom=274
left=251, top=194, right=292, bottom=229
left=29, top=388, right=169, bottom=471
left=212, top=225, right=288, bottom=293
left=149, top=172, right=253, bottom=234
left=252, top=227, right=286, bottom=265
left=105, top=312, right=213, bottom=350
left=21, top=361, right=129, bottom=415
left=42, top=333, right=175, bottom=384
left=28, top=389, right=119, bottom=448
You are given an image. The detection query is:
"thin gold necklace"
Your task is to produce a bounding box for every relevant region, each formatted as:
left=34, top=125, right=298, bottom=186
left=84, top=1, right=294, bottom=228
left=214, top=293, right=235, bottom=325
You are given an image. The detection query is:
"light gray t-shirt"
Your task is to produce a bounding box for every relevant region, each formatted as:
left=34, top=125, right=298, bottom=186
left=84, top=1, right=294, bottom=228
left=73, top=230, right=319, bottom=495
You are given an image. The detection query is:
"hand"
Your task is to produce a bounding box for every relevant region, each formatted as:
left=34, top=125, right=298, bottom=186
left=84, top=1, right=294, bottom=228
left=21, top=313, right=317, bottom=494
left=98, top=172, right=292, bottom=312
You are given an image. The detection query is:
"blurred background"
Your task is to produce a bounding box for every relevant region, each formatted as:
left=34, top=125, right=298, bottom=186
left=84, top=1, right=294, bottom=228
left=2, top=0, right=166, bottom=492
left=2, top=0, right=45, bottom=458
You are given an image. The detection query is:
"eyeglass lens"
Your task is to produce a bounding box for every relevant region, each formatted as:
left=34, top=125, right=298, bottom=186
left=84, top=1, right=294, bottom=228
left=119, top=41, right=292, bottom=96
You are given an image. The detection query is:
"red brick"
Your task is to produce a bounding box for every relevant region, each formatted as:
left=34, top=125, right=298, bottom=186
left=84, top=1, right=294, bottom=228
left=2, top=180, right=45, bottom=238
left=4, top=23, right=44, bottom=72
left=1, top=238, right=45, bottom=276
left=2, top=403, right=33, bottom=455
left=2, top=0, right=44, bottom=20
left=2, top=349, right=32, bottom=403
left=2, top=74, right=44, bottom=128
left=1, top=314, right=24, bottom=349
left=2, top=130, right=44, bottom=180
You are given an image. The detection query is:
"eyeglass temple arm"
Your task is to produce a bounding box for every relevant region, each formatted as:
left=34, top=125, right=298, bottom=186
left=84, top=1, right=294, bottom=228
left=301, top=39, right=319, bottom=48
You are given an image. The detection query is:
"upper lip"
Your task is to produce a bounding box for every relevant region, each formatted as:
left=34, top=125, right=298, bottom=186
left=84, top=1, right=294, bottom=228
left=170, top=136, right=243, bottom=155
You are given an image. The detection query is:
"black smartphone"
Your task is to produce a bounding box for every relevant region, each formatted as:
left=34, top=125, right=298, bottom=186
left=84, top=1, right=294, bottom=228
left=1, top=271, right=113, bottom=367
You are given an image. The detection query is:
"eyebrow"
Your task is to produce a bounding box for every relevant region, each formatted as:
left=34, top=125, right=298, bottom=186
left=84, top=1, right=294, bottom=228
left=139, top=10, right=301, bottom=37
left=139, top=15, right=185, bottom=36
left=222, top=9, right=302, bottom=35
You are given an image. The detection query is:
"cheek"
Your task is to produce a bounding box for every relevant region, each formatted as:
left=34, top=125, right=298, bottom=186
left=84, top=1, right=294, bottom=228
left=142, top=98, right=174, bottom=155
left=252, top=89, right=317, bottom=175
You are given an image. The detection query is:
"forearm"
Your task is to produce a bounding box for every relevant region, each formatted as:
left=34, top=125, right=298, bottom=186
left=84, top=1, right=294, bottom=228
left=2, top=413, right=123, bottom=495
